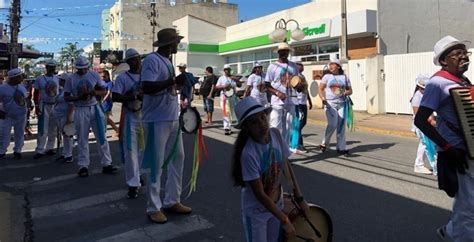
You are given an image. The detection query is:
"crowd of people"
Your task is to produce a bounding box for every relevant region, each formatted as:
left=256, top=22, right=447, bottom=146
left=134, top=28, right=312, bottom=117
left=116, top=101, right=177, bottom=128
left=0, top=28, right=472, bottom=241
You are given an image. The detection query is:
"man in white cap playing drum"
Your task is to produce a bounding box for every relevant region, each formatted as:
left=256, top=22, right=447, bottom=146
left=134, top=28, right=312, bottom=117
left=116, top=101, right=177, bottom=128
left=64, top=56, right=117, bottom=177
left=264, top=43, right=300, bottom=147
left=415, top=35, right=474, bottom=241
left=215, top=64, right=238, bottom=135
left=112, top=48, right=144, bottom=199
left=33, top=59, right=59, bottom=159
left=0, top=68, right=28, bottom=159
left=140, top=28, right=191, bottom=224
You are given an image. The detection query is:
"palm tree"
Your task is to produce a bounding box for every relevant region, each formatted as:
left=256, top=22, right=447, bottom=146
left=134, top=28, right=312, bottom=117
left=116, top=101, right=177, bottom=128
left=58, top=42, right=84, bottom=72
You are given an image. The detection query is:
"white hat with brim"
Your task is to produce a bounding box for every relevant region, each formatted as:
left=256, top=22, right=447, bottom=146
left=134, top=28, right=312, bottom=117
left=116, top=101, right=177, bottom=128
left=177, top=63, right=187, bottom=68
left=433, top=35, right=470, bottom=66
left=235, top=97, right=272, bottom=129
left=328, top=58, right=341, bottom=66
left=7, top=68, right=23, bottom=78
left=223, top=64, right=231, bottom=70
left=416, top=73, right=430, bottom=88
left=125, top=48, right=140, bottom=60
left=75, top=56, right=90, bottom=69
left=252, top=62, right=262, bottom=69
left=273, top=42, right=294, bottom=53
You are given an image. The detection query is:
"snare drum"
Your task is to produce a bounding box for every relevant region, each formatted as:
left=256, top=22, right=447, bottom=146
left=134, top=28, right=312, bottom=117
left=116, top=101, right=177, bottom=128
left=289, top=76, right=306, bottom=93
left=283, top=193, right=333, bottom=242
left=63, top=122, right=76, bottom=138
left=179, top=107, right=202, bottom=134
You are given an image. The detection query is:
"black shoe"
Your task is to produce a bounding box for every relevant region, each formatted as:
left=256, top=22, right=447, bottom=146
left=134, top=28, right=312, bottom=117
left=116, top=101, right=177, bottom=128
left=102, top=165, right=118, bottom=174
left=0, top=154, right=5, bottom=159
left=55, top=156, right=65, bottom=162
left=64, top=156, right=73, bottom=163
left=78, top=167, right=89, bottom=177
left=127, top=187, right=139, bottom=199
left=140, top=176, right=145, bottom=187
left=45, top=150, right=56, bottom=156
left=13, top=152, right=21, bottom=160
left=319, top=145, right=327, bottom=152
left=33, top=153, right=44, bottom=159
left=337, top=149, right=350, bottom=157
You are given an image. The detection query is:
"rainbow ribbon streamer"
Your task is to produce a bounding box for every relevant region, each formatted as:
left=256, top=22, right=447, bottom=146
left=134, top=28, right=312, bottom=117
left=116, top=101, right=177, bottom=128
left=186, top=123, right=208, bottom=198
left=94, top=104, right=107, bottom=145
left=342, top=98, right=355, bottom=132
left=161, top=123, right=181, bottom=169
left=142, top=123, right=158, bottom=183
left=416, top=129, right=437, bottom=175
left=290, top=106, right=301, bottom=149
left=37, top=104, right=45, bottom=136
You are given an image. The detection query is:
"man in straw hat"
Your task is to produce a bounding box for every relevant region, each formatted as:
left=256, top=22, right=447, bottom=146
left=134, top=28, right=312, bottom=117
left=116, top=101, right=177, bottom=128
left=33, top=59, right=59, bottom=159
left=264, top=43, right=300, bottom=148
left=140, top=28, right=191, bottom=224
left=64, top=56, right=117, bottom=177
left=0, top=68, right=28, bottom=159
left=112, top=48, right=145, bottom=199
left=415, top=35, right=474, bottom=241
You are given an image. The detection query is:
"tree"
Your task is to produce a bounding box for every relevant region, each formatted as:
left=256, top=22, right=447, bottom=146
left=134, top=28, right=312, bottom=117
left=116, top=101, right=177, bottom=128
left=58, top=42, right=83, bottom=72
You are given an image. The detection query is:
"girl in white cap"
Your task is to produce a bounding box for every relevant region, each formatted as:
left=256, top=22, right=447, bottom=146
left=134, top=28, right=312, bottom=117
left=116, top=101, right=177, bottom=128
left=64, top=56, right=117, bottom=177
left=411, top=74, right=436, bottom=175
left=318, top=58, right=353, bottom=156
left=33, top=59, right=59, bottom=159
left=244, top=62, right=268, bottom=106
left=0, top=68, right=28, bottom=159
left=231, top=97, right=309, bottom=241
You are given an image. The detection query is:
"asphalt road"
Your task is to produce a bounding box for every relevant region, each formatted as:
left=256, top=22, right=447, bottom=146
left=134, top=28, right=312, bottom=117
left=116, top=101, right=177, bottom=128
left=0, top=103, right=452, bottom=242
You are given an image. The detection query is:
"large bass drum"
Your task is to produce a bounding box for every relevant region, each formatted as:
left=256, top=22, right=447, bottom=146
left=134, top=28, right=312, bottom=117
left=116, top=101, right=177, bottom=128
left=283, top=193, right=333, bottom=242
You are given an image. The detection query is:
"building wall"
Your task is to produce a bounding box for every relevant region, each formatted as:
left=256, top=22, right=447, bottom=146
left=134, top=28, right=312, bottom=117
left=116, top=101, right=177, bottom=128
left=378, top=0, right=474, bottom=55
left=101, top=9, right=110, bottom=50
left=117, top=0, right=238, bottom=54
left=348, top=36, right=377, bottom=60
left=109, top=3, right=121, bottom=50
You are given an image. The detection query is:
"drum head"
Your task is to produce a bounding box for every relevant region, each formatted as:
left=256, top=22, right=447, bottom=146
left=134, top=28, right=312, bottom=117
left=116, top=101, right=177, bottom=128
left=224, top=88, right=235, bottom=97
left=63, top=123, right=75, bottom=137
left=180, top=107, right=202, bottom=134
left=290, top=76, right=301, bottom=88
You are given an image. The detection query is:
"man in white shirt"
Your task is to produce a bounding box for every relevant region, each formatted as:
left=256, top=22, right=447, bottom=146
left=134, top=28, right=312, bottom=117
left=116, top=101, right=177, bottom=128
left=33, top=59, right=59, bottom=159
left=215, top=64, right=237, bottom=135
left=141, top=28, right=192, bottom=224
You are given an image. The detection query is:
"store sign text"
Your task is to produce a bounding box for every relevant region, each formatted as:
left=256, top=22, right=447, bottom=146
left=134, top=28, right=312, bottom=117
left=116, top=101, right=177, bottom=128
left=303, top=24, right=326, bottom=37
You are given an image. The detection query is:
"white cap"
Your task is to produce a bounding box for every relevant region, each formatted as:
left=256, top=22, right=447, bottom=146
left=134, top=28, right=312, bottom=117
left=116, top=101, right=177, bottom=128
left=223, top=64, right=231, bottom=69
left=235, top=97, right=271, bottom=129
left=125, top=48, right=140, bottom=60
left=75, top=56, right=90, bottom=69
left=433, top=35, right=470, bottom=66
left=45, top=59, right=57, bottom=67
left=177, top=63, right=187, bottom=68
left=415, top=73, right=430, bottom=88
left=329, top=57, right=341, bottom=66
left=7, top=68, right=23, bottom=78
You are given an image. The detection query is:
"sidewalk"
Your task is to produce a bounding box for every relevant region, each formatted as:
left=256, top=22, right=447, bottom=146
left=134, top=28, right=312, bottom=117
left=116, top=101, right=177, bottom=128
left=306, top=108, right=415, bottom=138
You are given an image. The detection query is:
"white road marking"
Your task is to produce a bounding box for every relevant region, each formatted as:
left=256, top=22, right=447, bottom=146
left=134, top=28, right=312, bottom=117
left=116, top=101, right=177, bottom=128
left=97, top=215, right=214, bottom=242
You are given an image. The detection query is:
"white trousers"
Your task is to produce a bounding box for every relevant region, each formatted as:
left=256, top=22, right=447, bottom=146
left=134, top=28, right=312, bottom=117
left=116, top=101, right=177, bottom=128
left=270, top=105, right=295, bottom=144
left=446, top=161, right=474, bottom=242
left=220, top=97, right=234, bottom=130
left=0, top=117, right=26, bottom=154
left=144, top=121, right=184, bottom=213
left=74, top=106, right=112, bottom=168
left=35, top=103, right=57, bottom=154
left=121, top=118, right=144, bottom=188
left=414, top=139, right=428, bottom=168
left=57, top=117, right=73, bottom=158
left=322, top=104, right=346, bottom=150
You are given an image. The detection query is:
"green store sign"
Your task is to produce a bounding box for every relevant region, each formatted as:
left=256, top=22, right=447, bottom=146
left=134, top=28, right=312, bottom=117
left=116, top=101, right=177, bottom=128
left=303, top=23, right=326, bottom=37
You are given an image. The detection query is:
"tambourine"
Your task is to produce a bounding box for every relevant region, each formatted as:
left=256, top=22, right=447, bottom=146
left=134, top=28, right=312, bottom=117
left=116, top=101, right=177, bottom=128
left=224, top=87, right=235, bottom=98
left=63, top=122, right=75, bottom=138
left=179, top=107, right=201, bottom=134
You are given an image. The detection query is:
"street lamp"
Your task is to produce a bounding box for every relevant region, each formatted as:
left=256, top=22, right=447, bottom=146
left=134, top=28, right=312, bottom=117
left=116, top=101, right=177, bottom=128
left=269, top=18, right=305, bottom=43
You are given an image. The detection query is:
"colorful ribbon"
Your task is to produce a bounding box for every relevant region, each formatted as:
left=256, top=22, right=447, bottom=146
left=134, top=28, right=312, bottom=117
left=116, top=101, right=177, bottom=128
left=94, top=104, right=107, bottom=145
left=142, top=123, right=158, bottom=183
left=290, top=106, right=300, bottom=149
left=161, top=123, right=181, bottom=170
left=416, top=129, right=438, bottom=175
left=186, top=123, right=208, bottom=197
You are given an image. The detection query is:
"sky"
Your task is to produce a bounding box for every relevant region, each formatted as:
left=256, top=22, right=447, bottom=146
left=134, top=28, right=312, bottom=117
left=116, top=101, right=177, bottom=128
left=0, top=0, right=311, bottom=54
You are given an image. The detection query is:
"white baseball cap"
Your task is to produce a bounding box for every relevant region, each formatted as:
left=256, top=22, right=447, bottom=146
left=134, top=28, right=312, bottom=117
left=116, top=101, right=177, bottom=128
left=223, top=64, right=231, bottom=70
left=235, top=97, right=271, bottom=129
left=433, top=35, right=470, bottom=66
left=415, top=73, right=430, bottom=88
left=177, top=63, right=187, bottom=68
left=253, top=62, right=262, bottom=69
left=328, top=57, right=341, bottom=66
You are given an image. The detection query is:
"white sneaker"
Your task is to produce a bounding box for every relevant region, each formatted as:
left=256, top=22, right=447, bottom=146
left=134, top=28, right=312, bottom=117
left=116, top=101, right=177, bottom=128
left=414, top=166, right=432, bottom=174
left=289, top=148, right=303, bottom=154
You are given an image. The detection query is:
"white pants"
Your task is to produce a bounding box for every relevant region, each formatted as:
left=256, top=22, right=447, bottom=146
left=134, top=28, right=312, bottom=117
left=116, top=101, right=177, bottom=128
left=220, top=97, right=234, bottom=130
left=270, top=105, right=295, bottom=144
left=415, top=139, right=428, bottom=168
left=74, top=106, right=112, bottom=168
left=322, top=104, right=346, bottom=150
left=446, top=161, right=474, bottom=241
left=35, top=103, right=57, bottom=154
left=243, top=213, right=281, bottom=242
left=144, top=121, right=184, bottom=213
left=0, top=117, right=26, bottom=154
left=57, top=117, right=73, bottom=158
left=121, top=118, right=144, bottom=188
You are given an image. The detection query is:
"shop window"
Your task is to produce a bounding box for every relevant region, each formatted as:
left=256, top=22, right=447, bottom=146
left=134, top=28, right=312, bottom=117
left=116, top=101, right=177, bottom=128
left=318, top=54, right=330, bottom=61
left=229, top=64, right=238, bottom=75
left=226, top=55, right=238, bottom=63
left=294, top=44, right=316, bottom=56
left=255, top=50, right=270, bottom=60
left=241, top=62, right=253, bottom=76
left=241, top=52, right=254, bottom=62
left=260, top=61, right=270, bottom=72
left=301, top=56, right=318, bottom=62
left=319, top=42, right=339, bottom=54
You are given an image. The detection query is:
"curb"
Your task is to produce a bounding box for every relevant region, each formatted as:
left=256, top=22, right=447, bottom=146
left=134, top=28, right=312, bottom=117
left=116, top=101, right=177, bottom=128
left=306, top=117, right=416, bottom=138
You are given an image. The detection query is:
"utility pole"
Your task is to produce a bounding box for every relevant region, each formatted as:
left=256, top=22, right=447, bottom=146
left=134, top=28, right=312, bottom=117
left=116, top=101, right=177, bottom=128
left=148, top=1, right=158, bottom=51
left=9, top=0, right=21, bottom=69
left=340, top=0, right=348, bottom=61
